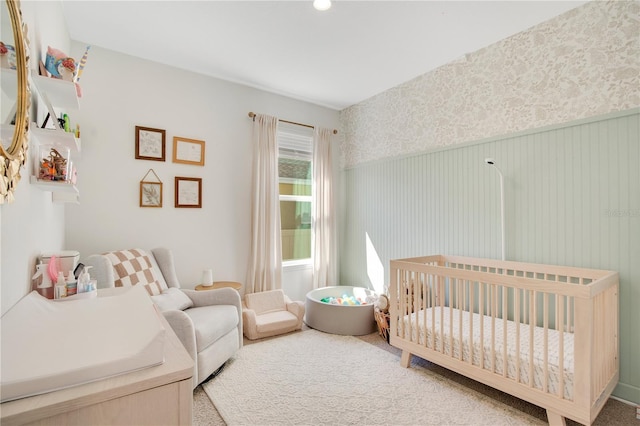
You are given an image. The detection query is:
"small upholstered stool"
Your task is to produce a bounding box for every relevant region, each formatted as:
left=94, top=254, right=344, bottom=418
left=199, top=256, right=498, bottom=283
left=242, top=289, right=305, bottom=340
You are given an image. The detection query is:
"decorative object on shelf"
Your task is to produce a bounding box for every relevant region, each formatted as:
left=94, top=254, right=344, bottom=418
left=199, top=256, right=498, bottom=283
left=44, top=45, right=77, bottom=81
left=135, top=126, right=166, bottom=162
left=172, top=136, right=205, bottom=166
left=0, top=0, right=30, bottom=204
left=0, top=41, right=16, bottom=69
left=139, top=168, right=163, bottom=208
left=76, top=45, right=91, bottom=80
left=73, top=45, right=91, bottom=98
left=37, top=146, right=70, bottom=182
left=175, top=176, right=202, bottom=208
left=40, top=45, right=88, bottom=98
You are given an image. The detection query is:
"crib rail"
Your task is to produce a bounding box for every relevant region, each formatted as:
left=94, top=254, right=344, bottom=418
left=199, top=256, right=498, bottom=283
left=389, top=255, right=618, bottom=425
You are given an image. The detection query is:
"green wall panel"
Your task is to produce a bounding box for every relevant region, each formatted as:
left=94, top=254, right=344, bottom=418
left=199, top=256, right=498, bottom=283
left=340, top=110, right=639, bottom=403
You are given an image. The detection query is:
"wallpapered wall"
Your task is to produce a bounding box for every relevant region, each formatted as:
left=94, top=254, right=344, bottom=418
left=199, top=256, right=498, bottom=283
left=339, top=0, right=639, bottom=168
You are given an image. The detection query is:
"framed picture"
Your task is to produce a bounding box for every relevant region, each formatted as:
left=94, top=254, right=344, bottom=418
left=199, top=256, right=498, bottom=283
left=139, top=169, right=163, bottom=208
left=173, top=136, right=205, bottom=166
left=140, top=182, right=162, bottom=207
left=135, top=126, right=166, bottom=161
left=175, top=176, right=202, bottom=208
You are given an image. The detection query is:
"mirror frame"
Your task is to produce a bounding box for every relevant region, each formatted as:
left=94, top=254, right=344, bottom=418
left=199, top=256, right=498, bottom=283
left=1, top=0, right=30, bottom=204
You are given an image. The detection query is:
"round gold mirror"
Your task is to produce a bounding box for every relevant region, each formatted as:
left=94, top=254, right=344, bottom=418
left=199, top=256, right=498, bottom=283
left=0, top=0, right=30, bottom=204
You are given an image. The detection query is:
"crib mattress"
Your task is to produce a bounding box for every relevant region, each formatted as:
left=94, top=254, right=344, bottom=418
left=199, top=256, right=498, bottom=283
left=1, top=285, right=165, bottom=403
left=401, top=306, right=574, bottom=399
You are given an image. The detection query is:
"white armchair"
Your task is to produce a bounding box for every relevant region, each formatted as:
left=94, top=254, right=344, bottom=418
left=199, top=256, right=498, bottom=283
left=85, top=248, right=242, bottom=387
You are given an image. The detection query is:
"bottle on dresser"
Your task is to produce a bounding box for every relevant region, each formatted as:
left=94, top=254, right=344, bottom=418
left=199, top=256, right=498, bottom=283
left=54, top=272, right=67, bottom=299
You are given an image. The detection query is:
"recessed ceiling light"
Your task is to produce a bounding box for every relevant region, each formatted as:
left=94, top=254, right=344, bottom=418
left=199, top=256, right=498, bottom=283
left=313, top=0, right=331, bottom=11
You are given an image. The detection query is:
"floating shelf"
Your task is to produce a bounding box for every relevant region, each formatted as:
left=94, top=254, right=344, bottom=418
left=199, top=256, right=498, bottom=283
left=30, top=176, right=79, bottom=204
left=32, top=74, right=79, bottom=110
left=31, top=125, right=81, bottom=156
left=30, top=74, right=82, bottom=204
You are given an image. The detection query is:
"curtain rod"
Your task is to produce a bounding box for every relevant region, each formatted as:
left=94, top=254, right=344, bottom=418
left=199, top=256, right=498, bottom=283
left=248, top=112, right=338, bottom=135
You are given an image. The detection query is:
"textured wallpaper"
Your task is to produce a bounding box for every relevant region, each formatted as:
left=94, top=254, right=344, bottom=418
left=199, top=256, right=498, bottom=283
left=339, top=0, right=640, bottom=168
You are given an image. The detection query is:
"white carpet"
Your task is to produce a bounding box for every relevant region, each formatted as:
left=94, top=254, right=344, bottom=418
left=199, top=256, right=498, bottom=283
left=203, top=330, right=545, bottom=426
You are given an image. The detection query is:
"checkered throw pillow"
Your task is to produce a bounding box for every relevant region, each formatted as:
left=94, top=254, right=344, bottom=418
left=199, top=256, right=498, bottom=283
left=103, top=249, right=166, bottom=296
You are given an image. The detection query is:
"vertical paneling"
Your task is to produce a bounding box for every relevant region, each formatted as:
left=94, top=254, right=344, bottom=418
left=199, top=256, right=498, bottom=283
left=339, top=110, right=640, bottom=403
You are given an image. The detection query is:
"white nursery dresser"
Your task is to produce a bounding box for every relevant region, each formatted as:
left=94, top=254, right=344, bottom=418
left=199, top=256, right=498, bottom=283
left=1, top=305, right=194, bottom=426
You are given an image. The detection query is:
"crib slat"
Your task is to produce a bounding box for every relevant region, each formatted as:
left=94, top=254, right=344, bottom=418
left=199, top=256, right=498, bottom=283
left=502, top=286, right=508, bottom=378
left=415, top=273, right=421, bottom=320
left=558, top=295, right=565, bottom=399
left=402, top=270, right=409, bottom=339
left=529, top=290, right=535, bottom=388
left=594, top=293, right=602, bottom=393
left=555, top=291, right=560, bottom=336
left=515, top=288, right=521, bottom=384
left=469, top=280, right=475, bottom=365
left=458, top=279, right=463, bottom=361
left=449, top=279, right=454, bottom=357
left=431, top=278, right=436, bottom=350
left=491, top=284, right=497, bottom=373
left=543, top=293, right=549, bottom=393
left=479, top=282, right=485, bottom=370
left=423, top=274, right=429, bottom=348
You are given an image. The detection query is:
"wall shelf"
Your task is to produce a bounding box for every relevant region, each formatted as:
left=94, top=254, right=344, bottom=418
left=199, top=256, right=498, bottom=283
left=30, top=75, right=82, bottom=203
left=29, top=176, right=79, bottom=204
left=32, top=74, right=79, bottom=111
left=31, top=125, right=81, bottom=156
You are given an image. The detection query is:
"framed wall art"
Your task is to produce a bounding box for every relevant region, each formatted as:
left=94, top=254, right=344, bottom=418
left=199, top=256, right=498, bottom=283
left=135, top=126, right=166, bottom=161
left=139, top=169, right=163, bottom=208
left=175, top=176, right=202, bottom=208
left=173, top=136, right=205, bottom=166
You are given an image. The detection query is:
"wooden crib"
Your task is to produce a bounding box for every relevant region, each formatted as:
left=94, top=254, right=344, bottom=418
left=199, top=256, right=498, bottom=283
left=389, top=255, right=618, bottom=426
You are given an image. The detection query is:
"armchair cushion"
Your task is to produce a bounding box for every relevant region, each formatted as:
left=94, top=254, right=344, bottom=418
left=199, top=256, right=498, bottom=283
left=151, top=288, right=194, bottom=312
left=185, top=305, right=239, bottom=352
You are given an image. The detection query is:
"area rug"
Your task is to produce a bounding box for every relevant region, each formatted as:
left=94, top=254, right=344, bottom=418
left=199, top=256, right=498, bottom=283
left=203, top=330, right=544, bottom=426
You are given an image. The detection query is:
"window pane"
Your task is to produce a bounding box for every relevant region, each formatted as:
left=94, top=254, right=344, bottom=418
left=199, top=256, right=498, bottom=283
left=280, top=200, right=311, bottom=261
left=279, top=158, right=311, bottom=196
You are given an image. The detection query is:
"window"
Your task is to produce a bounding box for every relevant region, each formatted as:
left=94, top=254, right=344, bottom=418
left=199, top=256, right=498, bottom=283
left=278, top=122, right=313, bottom=264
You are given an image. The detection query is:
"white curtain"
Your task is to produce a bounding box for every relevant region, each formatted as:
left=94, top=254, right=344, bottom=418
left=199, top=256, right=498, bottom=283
left=246, top=114, right=282, bottom=294
left=312, top=127, right=337, bottom=288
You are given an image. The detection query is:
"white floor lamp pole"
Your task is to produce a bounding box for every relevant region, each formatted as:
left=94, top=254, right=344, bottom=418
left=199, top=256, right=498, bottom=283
left=485, top=158, right=505, bottom=261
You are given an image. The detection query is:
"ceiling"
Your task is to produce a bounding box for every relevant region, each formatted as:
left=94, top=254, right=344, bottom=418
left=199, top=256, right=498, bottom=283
left=61, top=1, right=587, bottom=111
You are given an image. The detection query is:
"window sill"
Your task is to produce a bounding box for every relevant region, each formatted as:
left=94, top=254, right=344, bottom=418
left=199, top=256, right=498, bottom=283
left=282, top=260, right=312, bottom=271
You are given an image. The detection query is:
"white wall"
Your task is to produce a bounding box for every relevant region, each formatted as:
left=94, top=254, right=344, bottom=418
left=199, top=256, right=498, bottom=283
left=1, top=1, right=70, bottom=315
left=64, top=42, right=340, bottom=300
